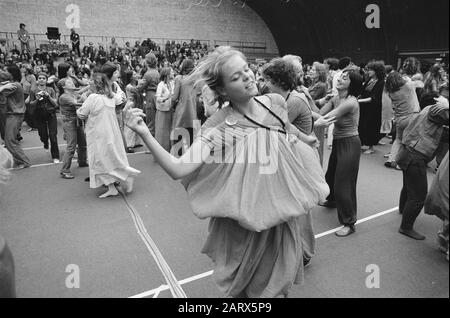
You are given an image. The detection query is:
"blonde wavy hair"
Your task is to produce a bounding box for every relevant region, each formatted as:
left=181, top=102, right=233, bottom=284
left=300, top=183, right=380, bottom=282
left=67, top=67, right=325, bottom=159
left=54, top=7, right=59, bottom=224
left=0, top=148, right=13, bottom=184
left=186, top=46, right=246, bottom=107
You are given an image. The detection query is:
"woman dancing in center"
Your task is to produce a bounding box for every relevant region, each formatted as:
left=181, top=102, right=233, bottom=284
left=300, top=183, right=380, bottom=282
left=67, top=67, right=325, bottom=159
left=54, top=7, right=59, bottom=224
left=125, top=47, right=329, bottom=298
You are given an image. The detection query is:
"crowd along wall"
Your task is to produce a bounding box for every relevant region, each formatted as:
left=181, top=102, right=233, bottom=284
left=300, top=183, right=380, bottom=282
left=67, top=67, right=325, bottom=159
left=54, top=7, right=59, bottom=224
left=0, top=0, right=279, bottom=55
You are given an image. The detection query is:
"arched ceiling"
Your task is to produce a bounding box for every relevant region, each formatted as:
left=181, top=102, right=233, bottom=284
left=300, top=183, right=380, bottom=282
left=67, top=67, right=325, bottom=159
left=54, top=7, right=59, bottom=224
left=246, top=0, right=449, bottom=63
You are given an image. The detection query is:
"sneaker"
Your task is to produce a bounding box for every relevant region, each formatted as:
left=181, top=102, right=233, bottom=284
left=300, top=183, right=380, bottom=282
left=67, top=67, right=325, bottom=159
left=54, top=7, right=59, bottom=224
left=78, top=163, right=89, bottom=168
left=126, top=148, right=135, bottom=154
left=44, top=144, right=49, bottom=150
left=53, top=159, right=60, bottom=164
left=60, top=172, right=75, bottom=179
left=363, top=149, right=375, bottom=155
left=384, top=153, right=391, bottom=158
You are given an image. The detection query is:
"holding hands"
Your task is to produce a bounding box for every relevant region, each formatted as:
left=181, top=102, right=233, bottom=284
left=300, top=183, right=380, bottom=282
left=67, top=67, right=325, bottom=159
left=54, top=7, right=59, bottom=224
left=314, top=115, right=337, bottom=128
left=124, top=107, right=149, bottom=137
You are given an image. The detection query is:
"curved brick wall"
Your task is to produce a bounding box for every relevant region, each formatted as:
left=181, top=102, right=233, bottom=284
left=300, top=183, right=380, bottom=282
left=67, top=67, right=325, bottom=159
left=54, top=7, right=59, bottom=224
left=0, top=0, right=279, bottom=54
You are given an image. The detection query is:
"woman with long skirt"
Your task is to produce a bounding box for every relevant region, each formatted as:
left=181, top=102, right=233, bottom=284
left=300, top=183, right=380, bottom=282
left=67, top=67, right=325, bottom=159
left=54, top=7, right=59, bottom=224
left=77, top=73, right=140, bottom=198
left=357, top=61, right=385, bottom=154
left=124, top=47, right=329, bottom=298
left=155, top=67, right=174, bottom=152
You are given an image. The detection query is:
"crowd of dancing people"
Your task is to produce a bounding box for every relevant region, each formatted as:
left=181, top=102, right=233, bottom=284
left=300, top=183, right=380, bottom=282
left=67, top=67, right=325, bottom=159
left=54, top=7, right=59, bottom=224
left=0, top=28, right=449, bottom=297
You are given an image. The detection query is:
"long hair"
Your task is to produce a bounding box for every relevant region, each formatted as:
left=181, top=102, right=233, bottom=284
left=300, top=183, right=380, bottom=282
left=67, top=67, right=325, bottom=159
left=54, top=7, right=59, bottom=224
left=402, top=57, right=421, bottom=76
left=179, top=58, right=195, bottom=76
left=345, top=70, right=364, bottom=98
left=424, top=64, right=443, bottom=92
left=159, top=67, right=172, bottom=84
left=367, top=61, right=386, bottom=81
left=90, top=72, right=114, bottom=99
left=128, top=86, right=144, bottom=109
left=186, top=46, right=245, bottom=106
left=313, top=63, right=328, bottom=83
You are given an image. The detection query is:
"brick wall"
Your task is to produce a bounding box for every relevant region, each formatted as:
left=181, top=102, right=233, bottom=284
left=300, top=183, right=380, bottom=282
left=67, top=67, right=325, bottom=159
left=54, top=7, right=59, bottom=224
left=0, top=0, right=279, bottom=54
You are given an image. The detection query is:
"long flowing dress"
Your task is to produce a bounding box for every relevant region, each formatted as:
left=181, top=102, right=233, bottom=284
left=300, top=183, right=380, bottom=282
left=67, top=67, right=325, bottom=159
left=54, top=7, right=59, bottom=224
left=358, top=79, right=385, bottom=147
left=77, top=94, right=140, bottom=188
left=182, top=94, right=329, bottom=298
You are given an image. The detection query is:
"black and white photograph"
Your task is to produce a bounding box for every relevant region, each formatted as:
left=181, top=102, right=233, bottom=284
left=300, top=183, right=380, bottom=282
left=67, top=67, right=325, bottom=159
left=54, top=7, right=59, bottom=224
left=0, top=0, right=448, bottom=301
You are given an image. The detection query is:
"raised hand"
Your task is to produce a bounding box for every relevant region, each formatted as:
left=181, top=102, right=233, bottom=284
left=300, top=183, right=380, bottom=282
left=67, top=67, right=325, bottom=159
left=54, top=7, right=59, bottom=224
left=124, top=108, right=149, bottom=136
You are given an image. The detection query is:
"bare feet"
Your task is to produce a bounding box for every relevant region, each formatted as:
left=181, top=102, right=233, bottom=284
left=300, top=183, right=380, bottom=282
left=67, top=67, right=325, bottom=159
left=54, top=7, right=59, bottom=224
left=99, top=185, right=119, bottom=198
left=121, top=176, right=135, bottom=194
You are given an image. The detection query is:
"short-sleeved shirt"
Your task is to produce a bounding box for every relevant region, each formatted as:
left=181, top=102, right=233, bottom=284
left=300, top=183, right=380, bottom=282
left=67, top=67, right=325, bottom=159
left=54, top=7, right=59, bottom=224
left=286, top=90, right=313, bottom=135
left=1, top=83, right=25, bottom=114
left=59, top=93, right=79, bottom=119
left=389, top=81, right=421, bottom=118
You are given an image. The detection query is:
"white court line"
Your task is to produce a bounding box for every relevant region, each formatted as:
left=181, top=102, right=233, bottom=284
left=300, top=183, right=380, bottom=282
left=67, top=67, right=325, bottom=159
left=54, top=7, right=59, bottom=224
left=23, top=144, right=67, bottom=151
left=27, top=151, right=147, bottom=169
left=129, top=206, right=399, bottom=298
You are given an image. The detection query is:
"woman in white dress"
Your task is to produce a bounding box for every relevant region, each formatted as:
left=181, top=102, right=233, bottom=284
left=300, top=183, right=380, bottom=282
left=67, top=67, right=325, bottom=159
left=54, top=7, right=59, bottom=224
left=77, top=73, right=140, bottom=198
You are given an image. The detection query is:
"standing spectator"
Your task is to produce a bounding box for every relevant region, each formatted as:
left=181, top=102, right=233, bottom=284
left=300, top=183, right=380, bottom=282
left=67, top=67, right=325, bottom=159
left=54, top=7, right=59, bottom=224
left=423, top=64, right=445, bottom=95
left=0, top=67, right=31, bottom=169
left=17, top=23, right=30, bottom=54
left=109, top=37, right=119, bottom=57
left=0, top=39, right=7, bottom=55
left=171, top=58, right=197, bottom=152
left=308, top=63, right=328, bottom=101
left=136, top=53, right=159, bottom=139
left=358, top=61, right=386, bottom=154
left=70, top=29, right=81, bottom=57
left=155, top=67, right=174, bottom=152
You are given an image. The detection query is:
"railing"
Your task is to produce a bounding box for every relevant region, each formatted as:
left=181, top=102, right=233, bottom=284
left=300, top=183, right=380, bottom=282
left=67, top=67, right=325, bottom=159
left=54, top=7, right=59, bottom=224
left=0, top=32, right=267, bottom=55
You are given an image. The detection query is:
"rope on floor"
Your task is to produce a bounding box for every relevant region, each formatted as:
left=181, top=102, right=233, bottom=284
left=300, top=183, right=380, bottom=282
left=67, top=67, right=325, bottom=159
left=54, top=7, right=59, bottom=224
left=118, top=186, right=187, bottom=298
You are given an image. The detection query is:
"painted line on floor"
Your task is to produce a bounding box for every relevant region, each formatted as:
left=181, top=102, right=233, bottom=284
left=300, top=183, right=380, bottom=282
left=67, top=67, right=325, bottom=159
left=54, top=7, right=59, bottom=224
left=23, top=144, right=67, bottom=151
left=21, top=151, right=148, bottom=169
left=129, top=206, right=399, bottom=298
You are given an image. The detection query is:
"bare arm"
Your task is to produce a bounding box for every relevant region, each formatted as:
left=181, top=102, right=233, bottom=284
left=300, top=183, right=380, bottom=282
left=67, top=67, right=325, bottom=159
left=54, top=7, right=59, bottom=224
left=358, top=97, right=372, bottom=104
left=324, top=97, right=358, bottom=119
left=125, top=108, right=211, bottom=180
left=286, top=121, right=319, bottom=147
